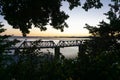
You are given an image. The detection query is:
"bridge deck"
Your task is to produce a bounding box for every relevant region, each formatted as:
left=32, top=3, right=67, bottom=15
left=8, top=39, right=85, bottom=50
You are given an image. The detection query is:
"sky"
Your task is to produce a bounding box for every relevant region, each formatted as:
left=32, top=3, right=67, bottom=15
left=0, top=0, right=111, bottom=37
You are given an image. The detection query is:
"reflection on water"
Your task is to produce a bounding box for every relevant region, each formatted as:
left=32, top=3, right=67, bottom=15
left=9, top=37, right=89, bottom=58
left=38, top=47, right=78, bottom=58
left=60, top=47, right=78, bottom=58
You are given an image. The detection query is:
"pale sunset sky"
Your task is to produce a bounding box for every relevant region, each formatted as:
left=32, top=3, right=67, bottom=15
left=0, top=0, right=111, bottom=36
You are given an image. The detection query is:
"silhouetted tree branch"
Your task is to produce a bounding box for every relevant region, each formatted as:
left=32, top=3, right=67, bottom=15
left=0, top=0, right=103, bottom=36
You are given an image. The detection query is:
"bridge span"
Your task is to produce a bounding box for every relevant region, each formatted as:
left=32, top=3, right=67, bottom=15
left=11, top=39, right=85, bottom=48
left=8, top=39, right=86, bottom=58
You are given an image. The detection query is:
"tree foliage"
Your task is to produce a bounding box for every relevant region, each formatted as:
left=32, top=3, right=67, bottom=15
left=0, top=22, right=19, bottom=79
left=85, top=0, right=120, bottom=37
left=0, top=22, right=10, bottom=53
left=0, top=0, right=103, bottom=36
left=78, top=1, right=120, bottom=79
left=1, top=0, right=120, bottom=80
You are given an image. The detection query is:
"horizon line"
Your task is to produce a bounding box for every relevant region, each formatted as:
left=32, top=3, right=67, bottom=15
left=11, top=35, right=92, bottom=38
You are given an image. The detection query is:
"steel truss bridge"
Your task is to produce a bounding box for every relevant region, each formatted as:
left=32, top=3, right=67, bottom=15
left=7, top=39, right=86, bottom=58
left=10, top=39, right=85, bottom=49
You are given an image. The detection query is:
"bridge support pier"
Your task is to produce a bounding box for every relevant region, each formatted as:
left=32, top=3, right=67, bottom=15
left=54, top=47, right=60, bottom=59
left=79, top=44, right=85, bottom=53
left=78, top=45, right=82, bottom=53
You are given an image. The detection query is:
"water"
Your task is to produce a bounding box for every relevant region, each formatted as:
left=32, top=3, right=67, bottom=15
left=9, top=37, right=89, bottom=58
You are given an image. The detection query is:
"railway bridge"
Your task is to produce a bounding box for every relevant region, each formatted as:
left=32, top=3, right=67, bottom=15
left=8, top=39, right=86, bottom=58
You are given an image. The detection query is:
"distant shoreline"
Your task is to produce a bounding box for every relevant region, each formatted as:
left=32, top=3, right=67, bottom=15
left=10, top=36, right=92, bottom=38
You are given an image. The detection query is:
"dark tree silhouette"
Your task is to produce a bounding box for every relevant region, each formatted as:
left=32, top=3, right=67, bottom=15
left=0, top=22, right=11, bottom=53
left=0, top=22, right=7, bottom=53
left=0, top=0, right=103, bottom=36
left=77, top=1, right=120, bottom=79
left=0, top=22, right=19, bottom=79
left=85, top=1, right=120, bottom=38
